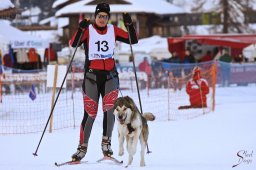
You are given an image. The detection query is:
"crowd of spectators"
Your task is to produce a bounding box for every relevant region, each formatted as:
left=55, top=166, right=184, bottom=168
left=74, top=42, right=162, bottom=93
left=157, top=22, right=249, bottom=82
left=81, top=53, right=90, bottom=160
left=137, top=46, right=256, bottom=89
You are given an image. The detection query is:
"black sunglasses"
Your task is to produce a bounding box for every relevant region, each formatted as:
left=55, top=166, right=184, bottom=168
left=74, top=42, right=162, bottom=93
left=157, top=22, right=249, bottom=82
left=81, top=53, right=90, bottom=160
left=97, top=14, right=109, bottom=20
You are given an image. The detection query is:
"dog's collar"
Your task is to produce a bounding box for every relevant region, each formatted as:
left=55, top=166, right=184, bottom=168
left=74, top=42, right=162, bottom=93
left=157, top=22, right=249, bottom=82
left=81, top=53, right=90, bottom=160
left=127, top=123, right=135, bottom=134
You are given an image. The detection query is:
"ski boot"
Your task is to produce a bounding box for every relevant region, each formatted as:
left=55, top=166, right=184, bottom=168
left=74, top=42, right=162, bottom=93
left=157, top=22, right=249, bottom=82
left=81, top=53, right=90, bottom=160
left=101, top=136, right=113, bottom=157
left=71, top=143, right=87, bottom=161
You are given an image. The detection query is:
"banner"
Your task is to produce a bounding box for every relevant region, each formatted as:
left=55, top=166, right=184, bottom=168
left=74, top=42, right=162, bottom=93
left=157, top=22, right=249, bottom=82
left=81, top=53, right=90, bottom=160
left=10, top=40, right=47, bottom=49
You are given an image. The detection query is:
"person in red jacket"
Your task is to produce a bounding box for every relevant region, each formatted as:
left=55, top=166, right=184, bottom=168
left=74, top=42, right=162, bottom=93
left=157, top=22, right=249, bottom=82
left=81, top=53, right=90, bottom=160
left=138, top=57, right=152, bottom=88
left=199, top=50, right=213, bottom=62
left=69, top=3, right=138, bottom=161
left=179, top=66, right=209, bottom=109
left=44, top=43, right=57, bottom=64
left=186, top=66, right=209, bottom=108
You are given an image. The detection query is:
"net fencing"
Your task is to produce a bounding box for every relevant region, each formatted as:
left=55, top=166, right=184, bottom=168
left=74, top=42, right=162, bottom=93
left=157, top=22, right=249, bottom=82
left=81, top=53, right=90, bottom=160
left=143, top=60, right=217, bottom=121
left=0, top=61, right=255, bottom=134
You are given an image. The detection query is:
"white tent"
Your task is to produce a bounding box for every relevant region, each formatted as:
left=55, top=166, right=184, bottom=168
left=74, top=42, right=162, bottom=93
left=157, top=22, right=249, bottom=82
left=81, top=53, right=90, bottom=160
left=243, top=44, right=256, bottom=60
left=119, top=35, right=171, bottom=60
left=0, top=20, right=48, bottom=49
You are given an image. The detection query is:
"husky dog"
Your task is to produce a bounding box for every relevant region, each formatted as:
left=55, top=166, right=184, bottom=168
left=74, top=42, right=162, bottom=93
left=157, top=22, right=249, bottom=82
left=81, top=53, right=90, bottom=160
left=113, top=96, right=155, bottom=167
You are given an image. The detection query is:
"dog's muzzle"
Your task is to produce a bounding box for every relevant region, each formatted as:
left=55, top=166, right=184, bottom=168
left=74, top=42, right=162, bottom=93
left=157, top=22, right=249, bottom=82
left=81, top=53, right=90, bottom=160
left=117, top=114, right=127, bottom=125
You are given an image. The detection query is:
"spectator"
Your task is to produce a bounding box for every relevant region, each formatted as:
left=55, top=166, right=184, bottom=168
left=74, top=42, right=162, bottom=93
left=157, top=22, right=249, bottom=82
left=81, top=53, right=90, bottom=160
left=27, top=48, right=42, bottom=69
left=213, top=47, right=223, bottom=60
left=151, top=57, right=165, bottom=88
left=233, top=54, right=244, bottom=63
left=244, top=56, right=249, bottom=63
left=138, top=57, right=152, bottom=88
left=183, top=49, right=196, bottom=76
left=3, top=46, right=16, bottom=68
left=169, top=52, right=182, bottom=90
left=16, top=48, right=29, bottom=69
left=200, top=50, right=213, bottom=62
left=178, top=66, right=209, bottom=109
left=28, top=48, right=38, bottom=62
left=184, top=49, right=196, bottom=63
left=44, top=43, right=58, bottom=65
left=0, top=49, right=3, bottom=73
left=219, top=48, right=232, bottom=87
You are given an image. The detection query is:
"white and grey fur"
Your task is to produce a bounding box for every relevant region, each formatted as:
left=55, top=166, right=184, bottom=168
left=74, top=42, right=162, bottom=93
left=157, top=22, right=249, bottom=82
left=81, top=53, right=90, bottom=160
left=113, top=96, right=155, bottom=167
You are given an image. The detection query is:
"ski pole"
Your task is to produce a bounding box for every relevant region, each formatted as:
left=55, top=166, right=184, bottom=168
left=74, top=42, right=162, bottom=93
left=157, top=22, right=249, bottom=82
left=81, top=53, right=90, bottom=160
left=126, top=26, right=143, bottom=114
left=33, top=28, right=86, bottom=156
left=126, top=25, right=152, bottom=153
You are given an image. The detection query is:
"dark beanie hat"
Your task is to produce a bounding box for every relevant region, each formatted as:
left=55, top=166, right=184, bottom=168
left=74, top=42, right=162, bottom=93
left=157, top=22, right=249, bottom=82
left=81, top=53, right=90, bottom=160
left=95, top=3, right=110, bottom=17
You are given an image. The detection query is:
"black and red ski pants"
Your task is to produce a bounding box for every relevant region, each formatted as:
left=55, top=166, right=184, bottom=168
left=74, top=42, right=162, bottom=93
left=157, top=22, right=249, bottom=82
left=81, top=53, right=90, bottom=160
left=79, top=69, right=119, bottom=145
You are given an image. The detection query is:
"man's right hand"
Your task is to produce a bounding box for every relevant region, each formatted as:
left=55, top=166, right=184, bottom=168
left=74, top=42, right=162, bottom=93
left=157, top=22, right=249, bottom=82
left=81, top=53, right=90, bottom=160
left=79, top=18, right=90, bottom=29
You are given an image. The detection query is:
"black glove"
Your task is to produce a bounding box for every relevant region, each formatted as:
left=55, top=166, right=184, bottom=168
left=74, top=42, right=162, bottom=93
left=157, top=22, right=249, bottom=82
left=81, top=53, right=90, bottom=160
left=79, top=18, right=90, bottom=29
left=123, top=13, right=132, bottom=26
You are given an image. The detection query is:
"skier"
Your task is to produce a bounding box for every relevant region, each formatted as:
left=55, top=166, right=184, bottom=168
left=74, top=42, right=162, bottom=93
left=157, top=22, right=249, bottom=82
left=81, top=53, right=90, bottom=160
left=69, top=2, right=138, bottom=161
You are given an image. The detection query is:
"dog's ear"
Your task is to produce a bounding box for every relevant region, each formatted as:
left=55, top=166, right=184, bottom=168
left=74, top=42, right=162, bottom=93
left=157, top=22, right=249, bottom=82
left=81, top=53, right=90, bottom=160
left=114, top=97, right=121, bottom=109
left=124, top=96, right=137, bottom=113
left=124, top=96, right=133, bottom=104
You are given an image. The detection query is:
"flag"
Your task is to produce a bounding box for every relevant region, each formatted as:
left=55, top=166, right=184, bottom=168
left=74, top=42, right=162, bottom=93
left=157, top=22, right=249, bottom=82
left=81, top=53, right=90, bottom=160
left=9, top=47, right=15, bottom=65
left=29, top=84, right=36, bottom=101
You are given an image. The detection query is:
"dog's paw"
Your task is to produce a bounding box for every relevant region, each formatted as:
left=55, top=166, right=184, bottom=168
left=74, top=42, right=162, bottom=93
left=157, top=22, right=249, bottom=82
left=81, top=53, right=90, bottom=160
left=118, top=152, right=124, bottom=156
left=140, top=161, right=146, bottom=167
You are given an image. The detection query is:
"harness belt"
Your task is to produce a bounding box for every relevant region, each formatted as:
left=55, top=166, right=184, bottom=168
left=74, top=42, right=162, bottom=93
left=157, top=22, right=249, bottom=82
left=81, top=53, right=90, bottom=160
left=85, top=69, right=118, bottom=82
left=127, top=123, right=135, bottom=134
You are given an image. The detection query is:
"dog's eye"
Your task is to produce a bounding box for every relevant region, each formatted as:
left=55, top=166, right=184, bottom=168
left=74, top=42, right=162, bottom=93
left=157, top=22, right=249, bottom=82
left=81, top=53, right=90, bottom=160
left=123, top=107, right=127, bottom=111
left=116, top=108, right=119, bottom=111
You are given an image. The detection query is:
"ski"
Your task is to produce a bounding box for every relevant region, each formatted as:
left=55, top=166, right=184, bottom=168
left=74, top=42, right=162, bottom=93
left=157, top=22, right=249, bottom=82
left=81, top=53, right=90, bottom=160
left=54, top=160, right=88, bottom=167
left=55, top=157, right=122, bottom=167
left=97, top=156, right=123, bottom=165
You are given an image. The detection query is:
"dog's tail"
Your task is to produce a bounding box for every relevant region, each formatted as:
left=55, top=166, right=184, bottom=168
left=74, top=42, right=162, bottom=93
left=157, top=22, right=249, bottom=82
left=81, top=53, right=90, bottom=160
left=143, top=112, right=155, bottom=121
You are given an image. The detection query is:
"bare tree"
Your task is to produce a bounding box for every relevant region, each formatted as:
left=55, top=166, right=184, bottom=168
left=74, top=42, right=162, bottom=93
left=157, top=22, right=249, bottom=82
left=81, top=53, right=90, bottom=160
left=191, top=0, right=256, bottom=33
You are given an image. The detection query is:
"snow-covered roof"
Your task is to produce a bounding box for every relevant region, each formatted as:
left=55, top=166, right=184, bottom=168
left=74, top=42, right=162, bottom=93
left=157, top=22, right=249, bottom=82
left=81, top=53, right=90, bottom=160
left=52, top=0, right=69, bottom=9
left=21, top=6, right=41, bottom=16
left=0, top=20, right=48, bottom=48
left=41, top=17, right=69, bottom=28
left=40, top=16, right=55, bottom=25
left=55, top=0, right=185, bottom=17
left=39, top=16, right=59, bottom=27
left=0, top=0, right=14, bottom=11
left=120, top=35, right=169, bottom=54
left=57, top=18, right=69, bottom=28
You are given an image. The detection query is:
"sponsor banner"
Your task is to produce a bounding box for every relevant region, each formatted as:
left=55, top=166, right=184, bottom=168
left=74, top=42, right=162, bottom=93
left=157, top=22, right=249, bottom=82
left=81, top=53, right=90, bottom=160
left=10, top=40, right=48, bottom=49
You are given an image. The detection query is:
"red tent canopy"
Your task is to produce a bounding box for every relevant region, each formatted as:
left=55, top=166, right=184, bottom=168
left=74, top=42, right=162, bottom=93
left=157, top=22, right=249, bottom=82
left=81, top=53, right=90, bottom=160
left=168, top=34, right=256, bottom=49
left=168, top=34, right=256, bottom=53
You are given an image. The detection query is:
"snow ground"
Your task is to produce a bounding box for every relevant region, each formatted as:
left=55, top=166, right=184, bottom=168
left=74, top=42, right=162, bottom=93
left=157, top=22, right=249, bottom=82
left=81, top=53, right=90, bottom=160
left=0, top=86, right=255, bottom=170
